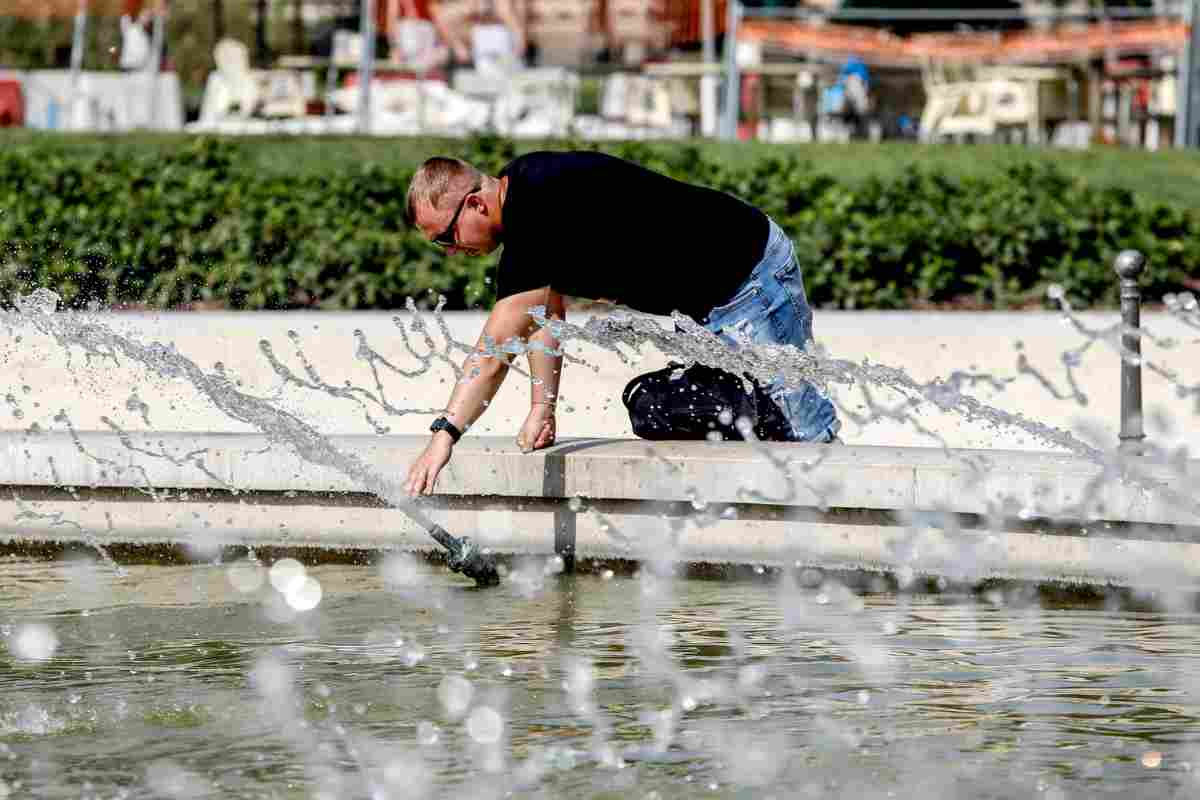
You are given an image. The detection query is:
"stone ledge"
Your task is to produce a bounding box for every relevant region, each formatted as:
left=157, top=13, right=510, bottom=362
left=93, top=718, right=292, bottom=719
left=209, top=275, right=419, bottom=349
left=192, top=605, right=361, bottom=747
left=1, top=432, right=1196, bottom=527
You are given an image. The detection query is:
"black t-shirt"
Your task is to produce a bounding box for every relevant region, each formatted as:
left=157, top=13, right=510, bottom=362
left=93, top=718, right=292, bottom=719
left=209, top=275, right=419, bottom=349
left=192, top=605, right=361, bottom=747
left=495, top=151, right=769, bottom=321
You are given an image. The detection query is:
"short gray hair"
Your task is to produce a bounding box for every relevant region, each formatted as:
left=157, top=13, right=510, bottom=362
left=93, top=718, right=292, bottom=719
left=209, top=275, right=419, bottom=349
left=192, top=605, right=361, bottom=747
left=404, top=157, right=483, bottom=228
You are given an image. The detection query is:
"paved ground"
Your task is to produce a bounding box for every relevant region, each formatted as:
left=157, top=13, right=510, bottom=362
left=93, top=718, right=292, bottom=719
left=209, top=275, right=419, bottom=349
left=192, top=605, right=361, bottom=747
left=2, top=309, right=1196, bottom=454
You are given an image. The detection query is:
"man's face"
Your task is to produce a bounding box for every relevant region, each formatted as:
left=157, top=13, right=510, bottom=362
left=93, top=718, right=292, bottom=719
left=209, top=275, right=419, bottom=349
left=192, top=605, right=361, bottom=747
left=416, top=186, right=499, bottom=257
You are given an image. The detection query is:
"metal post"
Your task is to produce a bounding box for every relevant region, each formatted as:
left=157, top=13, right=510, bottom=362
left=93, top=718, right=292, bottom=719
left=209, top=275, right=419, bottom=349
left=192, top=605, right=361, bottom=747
left=68, top=0, right=88, bottom=129
left=1186, top=0, right=1200, bottom=147
left=356, top=0, right=377, bottom=135
left=719, top=0, right=741, bottom=141
left=700, top=0, right=717, bottom=137
left=1114, top=250, right=1146, bottom=454
left=213, top=0, right=224, bottom=41
left=149, top=0, right=166, bottom=128
left=255, top=0, right=269, bottom=65
left=1178, top=0, right=1200, bottom=147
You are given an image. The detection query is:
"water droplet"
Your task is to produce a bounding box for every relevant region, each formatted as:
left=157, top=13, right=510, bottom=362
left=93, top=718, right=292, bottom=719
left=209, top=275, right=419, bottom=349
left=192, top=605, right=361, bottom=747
left=437, top=674, right=473, bottom=719
left=284, top=576, right=322, bottom=612
left=381, top=552, right=423, bottom=587
left=268, top=558, right=306, bottom=594
left=10, top=623, right=58, bottom=662
left=417, top=720, right=441, bottom=745
left=466, top=706, right=504, bottom=744
left=226, top=559, right=265, bottom=594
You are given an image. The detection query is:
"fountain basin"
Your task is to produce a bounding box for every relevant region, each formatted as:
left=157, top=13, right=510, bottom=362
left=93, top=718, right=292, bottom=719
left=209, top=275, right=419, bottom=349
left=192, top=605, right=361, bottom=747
left=2, top=432, right=1197, bottom=588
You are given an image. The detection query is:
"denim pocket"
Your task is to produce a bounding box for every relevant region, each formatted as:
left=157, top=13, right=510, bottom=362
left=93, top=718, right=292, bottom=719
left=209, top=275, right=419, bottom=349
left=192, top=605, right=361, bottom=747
left=705, top=279, right=764, bottom=322
left=772, top=258, right=811, bottom=319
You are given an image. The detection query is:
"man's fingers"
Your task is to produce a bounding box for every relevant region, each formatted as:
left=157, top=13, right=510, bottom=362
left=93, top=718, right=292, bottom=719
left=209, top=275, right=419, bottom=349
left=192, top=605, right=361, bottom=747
left=423, top=466, right=441, bottom=495
left=405, top=464, right=427, bottom=496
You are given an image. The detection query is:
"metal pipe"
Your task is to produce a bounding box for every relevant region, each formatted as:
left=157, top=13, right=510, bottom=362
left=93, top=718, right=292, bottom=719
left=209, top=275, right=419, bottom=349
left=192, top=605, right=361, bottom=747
left=1176, top=0, right=1191, bottom=147
left=68, top=0, right=88, bottom=129
left=1184, top=0, right=1200, bottom=147
left=1114, top=250, right=1147, bottom=454
left=719, top=0, right=741, bottom=141
left=356, top=0, right=377, bottom=135
left=213, top=0, right=224, bottom=41
left=149, top=0, right=166, bottom=128
left=255, top=0, right=268, bottom=65
left=700, top=0, right=717, bottom=137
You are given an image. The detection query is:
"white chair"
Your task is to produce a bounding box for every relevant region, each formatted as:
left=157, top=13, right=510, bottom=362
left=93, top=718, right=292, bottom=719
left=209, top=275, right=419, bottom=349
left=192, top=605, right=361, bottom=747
left=198, top=39, right=260, bottom=122
left=258, top=71, right=306, bottom=118
left=332, top=30, right=364, bottom=65
left=492, top=67, right=580, bottom=137
left=625, top=76, right=671, bottom=128
left=472, top=24, right=520, bottom=79
left=391, top=18, right=448, bottom=73
left=930, top=83, right=997, bottom=140
left=600, top=72, right=630, bottom=120
left=119, top=14, right=153, bottom=72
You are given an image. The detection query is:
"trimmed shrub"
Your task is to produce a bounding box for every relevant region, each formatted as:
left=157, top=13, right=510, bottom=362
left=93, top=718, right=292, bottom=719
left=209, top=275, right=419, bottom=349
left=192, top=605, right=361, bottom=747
left=1, top=136, right=1195, bottom=311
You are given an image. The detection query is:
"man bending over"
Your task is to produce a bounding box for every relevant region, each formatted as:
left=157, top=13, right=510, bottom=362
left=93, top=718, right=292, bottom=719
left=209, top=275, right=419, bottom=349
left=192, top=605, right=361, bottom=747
left=402, top=150, right=839, bottom=496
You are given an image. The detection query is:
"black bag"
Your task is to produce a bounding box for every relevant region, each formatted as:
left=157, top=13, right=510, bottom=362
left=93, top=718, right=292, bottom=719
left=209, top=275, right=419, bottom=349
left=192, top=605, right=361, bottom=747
left=622, top=361, right=794, bottom=442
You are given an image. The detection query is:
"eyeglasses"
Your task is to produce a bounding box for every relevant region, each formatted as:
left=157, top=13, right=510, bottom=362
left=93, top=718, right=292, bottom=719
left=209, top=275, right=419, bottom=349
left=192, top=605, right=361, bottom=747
left=431, top=184, right=481, bottom=248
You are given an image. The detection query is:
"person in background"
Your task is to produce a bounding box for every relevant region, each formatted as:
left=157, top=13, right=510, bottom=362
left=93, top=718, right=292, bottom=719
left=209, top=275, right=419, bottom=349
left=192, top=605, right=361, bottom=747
left=386, top=0, right=451, bottom=73
left=118, top=9, right=153, bottom=72
left=427, top=0, right=526, bottom=71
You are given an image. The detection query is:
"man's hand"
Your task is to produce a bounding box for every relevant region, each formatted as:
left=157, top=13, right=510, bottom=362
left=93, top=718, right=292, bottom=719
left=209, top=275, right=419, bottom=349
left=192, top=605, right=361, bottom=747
left=404, top=433, right=454, bottom=496
left=516, top=405, right=556, bottom=453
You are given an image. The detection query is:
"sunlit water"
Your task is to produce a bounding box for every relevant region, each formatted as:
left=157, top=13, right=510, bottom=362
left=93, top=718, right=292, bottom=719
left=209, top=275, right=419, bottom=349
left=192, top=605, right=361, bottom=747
left=0, top=289, right=1198, bottom=798
left=3, top=555, right=1200, bottom=799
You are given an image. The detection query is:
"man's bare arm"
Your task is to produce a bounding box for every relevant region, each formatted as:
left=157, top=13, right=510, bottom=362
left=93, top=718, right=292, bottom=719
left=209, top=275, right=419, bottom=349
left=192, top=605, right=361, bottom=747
left=441, top=286, right=550, bottom=432
left=527, top=288, right=565, bottom=406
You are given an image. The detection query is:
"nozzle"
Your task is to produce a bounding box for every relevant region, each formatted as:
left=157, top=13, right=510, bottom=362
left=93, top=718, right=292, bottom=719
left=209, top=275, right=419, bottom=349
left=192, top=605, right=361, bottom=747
left=428, top=525, right=501, bottom=587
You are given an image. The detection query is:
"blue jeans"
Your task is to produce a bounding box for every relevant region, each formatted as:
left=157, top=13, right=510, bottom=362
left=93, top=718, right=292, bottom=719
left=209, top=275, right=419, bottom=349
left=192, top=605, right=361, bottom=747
left=700, top=218, right=840, bottom=443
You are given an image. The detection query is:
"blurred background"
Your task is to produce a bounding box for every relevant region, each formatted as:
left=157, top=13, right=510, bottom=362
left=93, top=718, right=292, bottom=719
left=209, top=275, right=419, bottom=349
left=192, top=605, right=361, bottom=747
left=0, top=0, right=1194, bottom=147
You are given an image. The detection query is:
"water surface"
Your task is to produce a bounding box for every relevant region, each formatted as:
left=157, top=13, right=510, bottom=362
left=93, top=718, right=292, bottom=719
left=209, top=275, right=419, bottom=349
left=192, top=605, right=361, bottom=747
left=2, top=555, right=1199, bottom=799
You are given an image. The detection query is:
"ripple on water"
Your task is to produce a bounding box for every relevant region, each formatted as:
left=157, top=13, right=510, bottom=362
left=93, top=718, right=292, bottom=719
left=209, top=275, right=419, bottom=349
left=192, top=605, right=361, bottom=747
left=2, top=562, right=1200, bottom=797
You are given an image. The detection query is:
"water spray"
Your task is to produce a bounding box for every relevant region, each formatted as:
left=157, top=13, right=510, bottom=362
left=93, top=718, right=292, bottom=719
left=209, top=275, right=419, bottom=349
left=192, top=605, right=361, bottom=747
left=5, top=291, right=504, bottom=587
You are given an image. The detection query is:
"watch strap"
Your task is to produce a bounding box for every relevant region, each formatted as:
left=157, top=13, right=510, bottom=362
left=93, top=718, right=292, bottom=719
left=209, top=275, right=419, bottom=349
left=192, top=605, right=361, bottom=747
left=430, top=416, right=463, bottom=443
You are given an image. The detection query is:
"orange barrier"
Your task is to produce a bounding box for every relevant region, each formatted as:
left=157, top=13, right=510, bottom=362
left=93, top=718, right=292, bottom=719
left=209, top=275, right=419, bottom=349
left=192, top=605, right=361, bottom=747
left=0, top=0, right=142, bottom=18
left=739, top=18, right=1189, bottom=65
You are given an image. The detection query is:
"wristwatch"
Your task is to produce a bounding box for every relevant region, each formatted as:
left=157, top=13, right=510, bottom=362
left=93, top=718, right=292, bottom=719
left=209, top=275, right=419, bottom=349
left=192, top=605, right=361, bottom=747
left=430, top=416, right=463, bottom=443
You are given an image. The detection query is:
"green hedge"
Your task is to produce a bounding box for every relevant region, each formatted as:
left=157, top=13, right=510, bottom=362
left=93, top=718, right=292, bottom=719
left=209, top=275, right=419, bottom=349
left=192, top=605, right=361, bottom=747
left=1, top=135, right=1196, bottom=312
